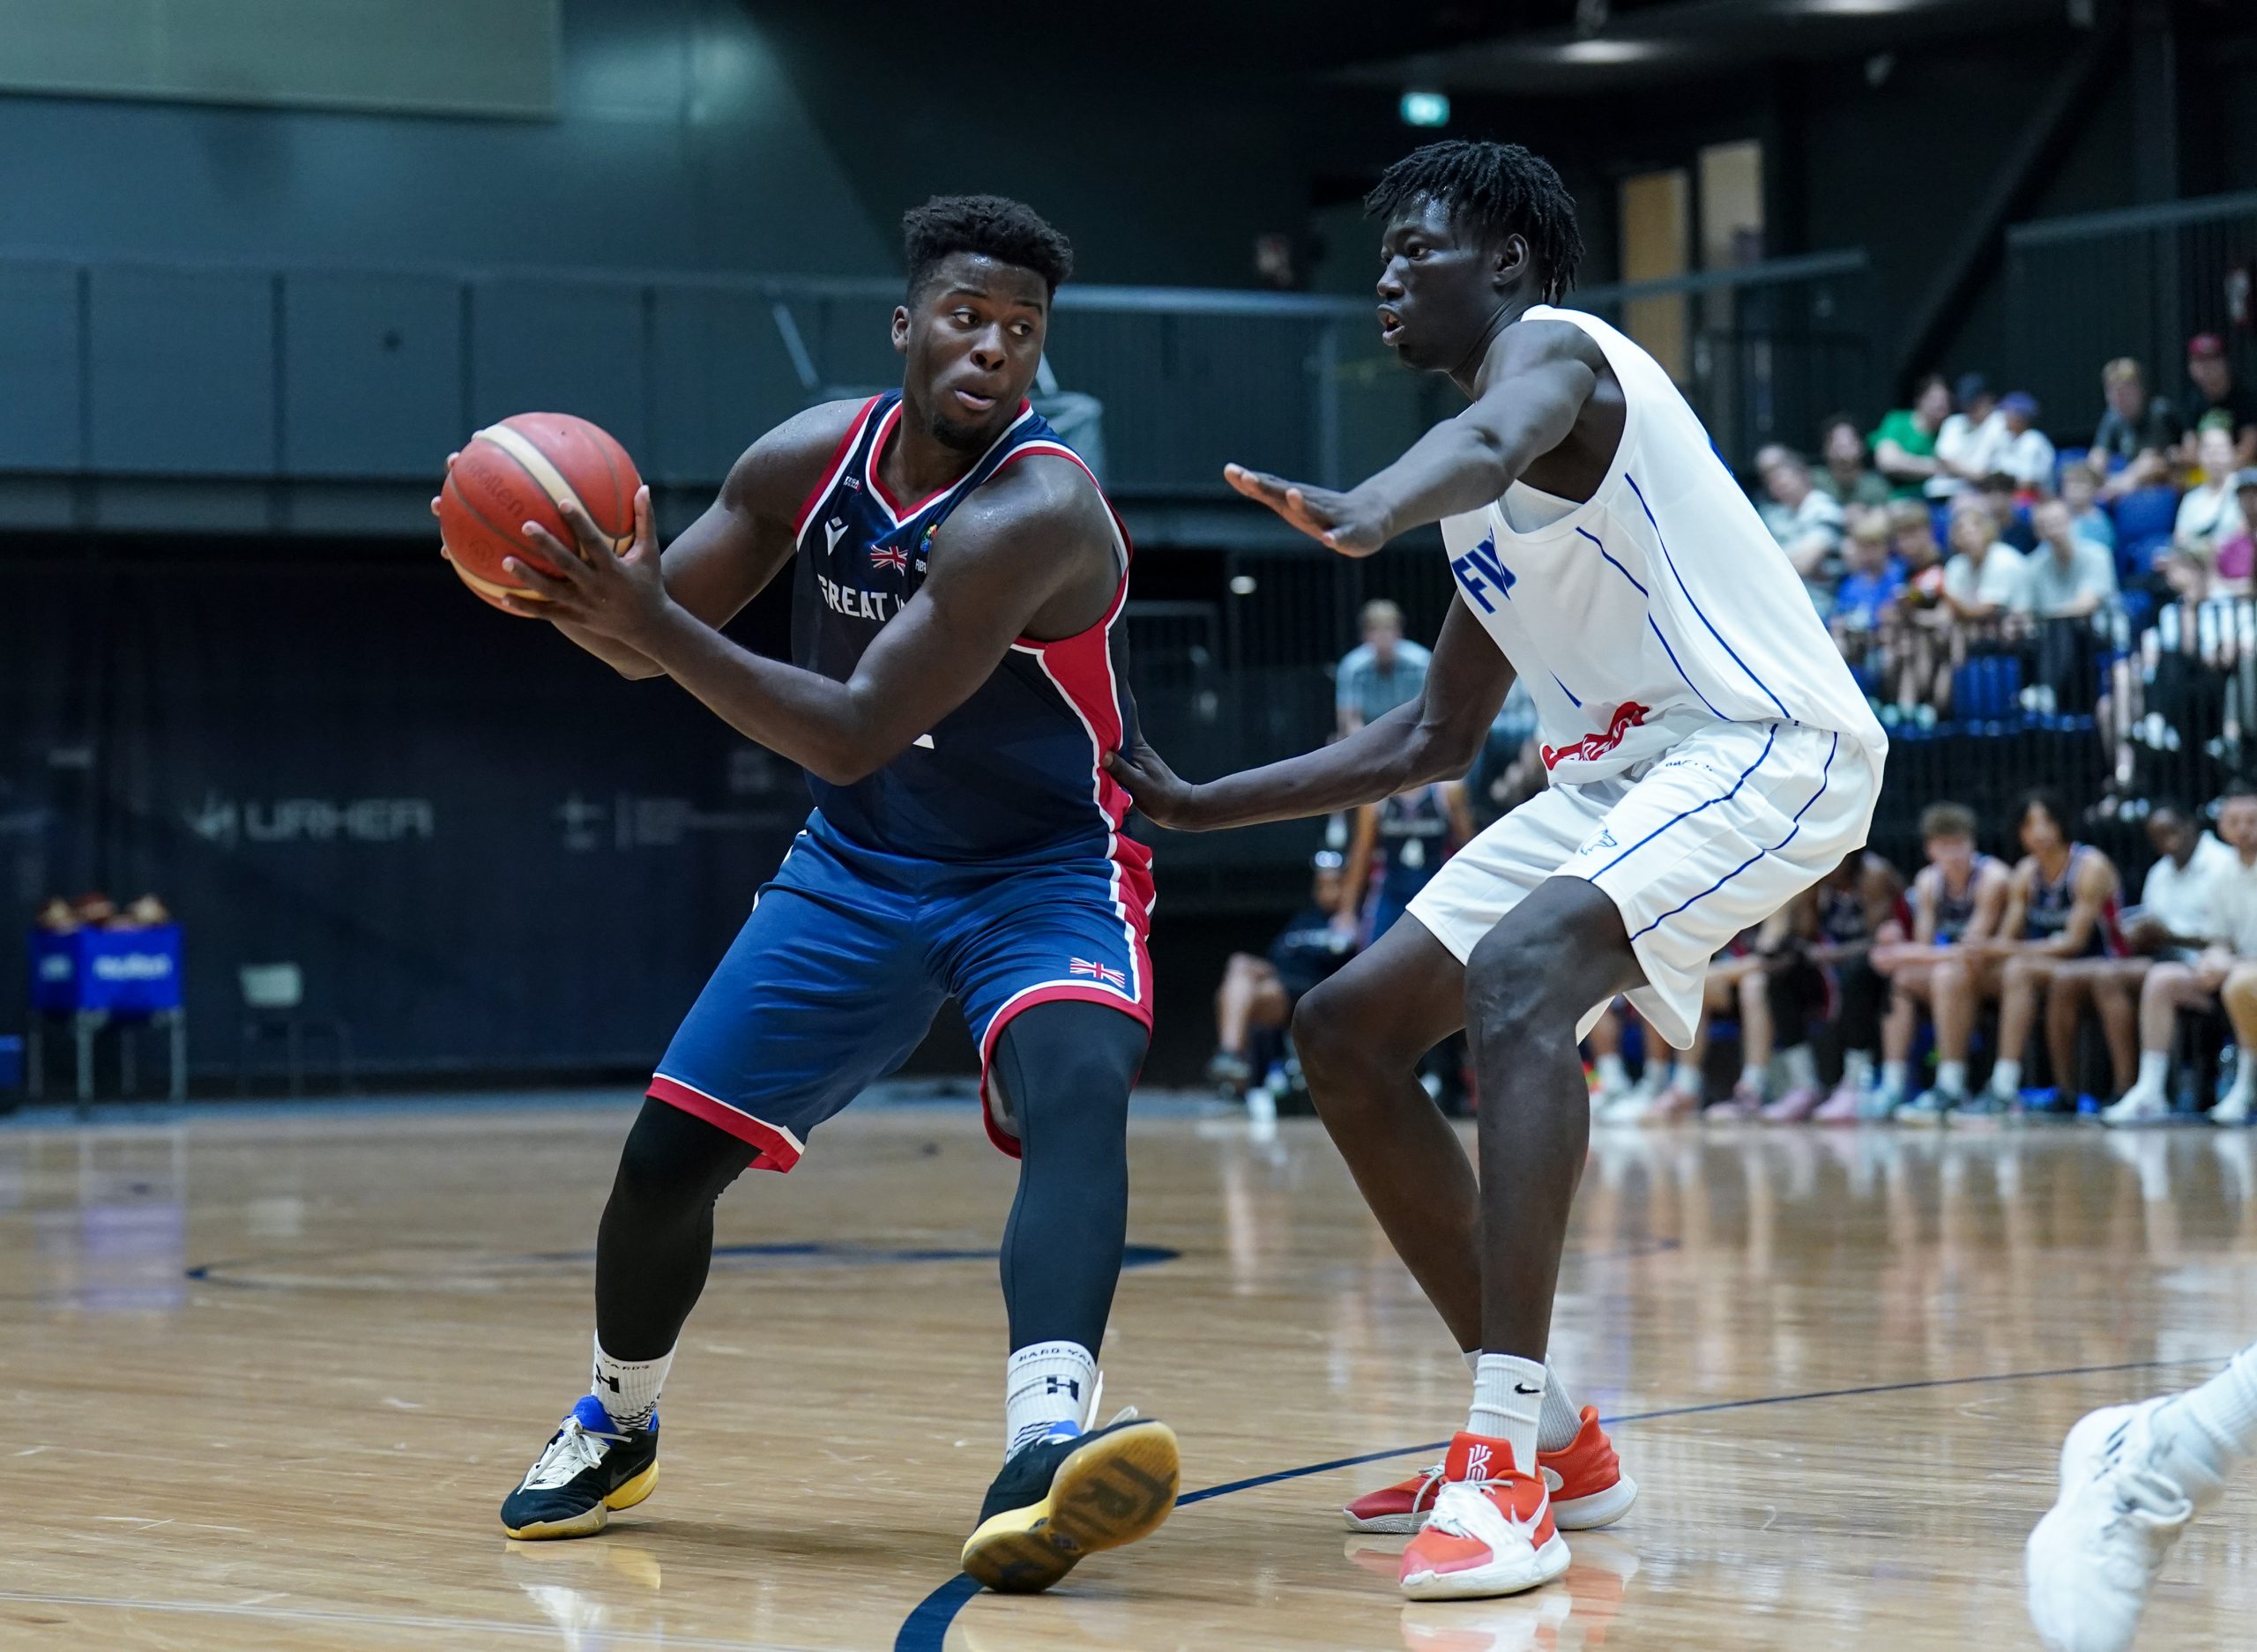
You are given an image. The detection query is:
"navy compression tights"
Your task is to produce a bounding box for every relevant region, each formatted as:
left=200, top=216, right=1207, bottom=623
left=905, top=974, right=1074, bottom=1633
left=593, top=1000, right=1147, bottom=1362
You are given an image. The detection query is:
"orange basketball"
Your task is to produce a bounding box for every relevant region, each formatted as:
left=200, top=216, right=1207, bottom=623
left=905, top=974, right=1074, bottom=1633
left=436, top=413, right=642, bottom=613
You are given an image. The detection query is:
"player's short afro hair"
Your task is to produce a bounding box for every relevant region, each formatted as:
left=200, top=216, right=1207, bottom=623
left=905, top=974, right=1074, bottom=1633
left=903, top=195, right=1074, bottom=300
left=1365, top=141, right=1584, bottom=305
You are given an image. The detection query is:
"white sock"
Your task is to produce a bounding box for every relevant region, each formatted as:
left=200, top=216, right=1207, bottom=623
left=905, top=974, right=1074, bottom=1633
left=1671, top=1059, right=1702, bottom=1095
left=1783, top=1046, right=1819, bottom=1092
left=2167, top=1342, right=2257, bottom=1464
left=2134, top=1050, right=2169, bottom=1094
left=1538, top=1365, right=1584, bottom=1454
left=1468, top=1353, right=1546, bottom=1473
left=1738, top=1061, right=1766, bottom=1095
left=1844, top=1050, right=1876, bottom=1090
left=1595, top=1053, right=1628, bottom=1090
left=1936, top=1060, right=1967, bottom=1097
left=1635, top=1060, right=1669, bottom=1098
left=591, top=1337, right=672, bottom=1431
left=1881, top=1058, right=1909, bottom=1095
left=1005, top=1340, right=1097, bottom=1460
left=2228, top=1053, right=2256, bottom=1105
left=1989, top=1057, right=2022, bottom=1097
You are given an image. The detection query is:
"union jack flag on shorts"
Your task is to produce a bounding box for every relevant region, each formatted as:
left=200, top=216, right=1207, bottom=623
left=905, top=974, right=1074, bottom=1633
left=1069, top=957, right=1128, bottom=989
left=870, top=545, right=909, bottom=573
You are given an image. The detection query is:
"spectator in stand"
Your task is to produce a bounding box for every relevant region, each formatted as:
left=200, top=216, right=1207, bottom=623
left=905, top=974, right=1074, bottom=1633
left=2022, top=497, right=2119, bottom=713
left=2101, top=786, right=2257, bottom=1126
left=1703, top=911, right=1834, bottom=1120
left=1913, top=791, right=2122, bottom=1120
left=1207, top=852, right=1355, bottom=1096
left=1754, top=444, right=1846, bottom=613
left=1816, top=413, right=1892, bottom=509
left=1871, top=801, right=2013, bottom=1113
left=1932, top=371, right=2006, bottom=499
left=2022, top=498, right=2119, bottom=619
left=1873, top=374, right=1952, bottom=500
left=1978, top=473, right=2038, bottom=552
left=2215, top=470, right=2257, bottom=598
left=1334, top=599, right=1431, bottom=736
left=1941, top=495, right=2030, bottom=628
left=1831, top=512, right=1903, bottom=671
left=2094, top=357, right=2185, bottom=498
left=1881, top=500, right=1954, bottom=714
left=2168, top=422, right=2248, bottom=586
left=2183, top=332, right=2257, bottom=468
left=2050, top=803, right=2234, bottom=1108
left=1992, top=392, right=2057, bottom=492
left=2060, top=455, right=2118, bottom=554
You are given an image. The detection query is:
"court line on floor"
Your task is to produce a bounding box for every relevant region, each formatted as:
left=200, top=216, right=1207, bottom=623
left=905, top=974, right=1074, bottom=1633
left=892, top=1352, right=2224, bottom=1652
left=0, top=1589, right=819, bottom=1650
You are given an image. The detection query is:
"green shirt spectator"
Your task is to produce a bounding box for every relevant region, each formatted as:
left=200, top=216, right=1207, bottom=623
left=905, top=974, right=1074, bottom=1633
left=1871, top=375, right=1951, bottom=499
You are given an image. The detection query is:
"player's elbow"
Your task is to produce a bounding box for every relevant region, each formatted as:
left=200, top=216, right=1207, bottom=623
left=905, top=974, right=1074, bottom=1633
left=612, top=657, right=667, bottom=681
left=1410, top=718, right=1486, bottom=785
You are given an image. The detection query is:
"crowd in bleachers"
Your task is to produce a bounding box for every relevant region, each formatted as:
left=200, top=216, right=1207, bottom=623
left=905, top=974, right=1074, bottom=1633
left=1752, top=342, right=2257, bottom=773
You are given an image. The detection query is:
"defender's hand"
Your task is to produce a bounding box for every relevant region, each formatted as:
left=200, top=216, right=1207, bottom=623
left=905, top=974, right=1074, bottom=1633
left=1225, top=464, right=1390, bottom=555
left=499, top=487, right=671, bottom=647
left=1107, top=735, right=1208, bottom=831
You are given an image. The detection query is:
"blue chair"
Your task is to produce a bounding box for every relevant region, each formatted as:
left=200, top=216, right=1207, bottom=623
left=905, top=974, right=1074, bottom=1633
left=2111, top=486, right=2181, bottom=547
left=1951, top=654, right=2023, bottom=720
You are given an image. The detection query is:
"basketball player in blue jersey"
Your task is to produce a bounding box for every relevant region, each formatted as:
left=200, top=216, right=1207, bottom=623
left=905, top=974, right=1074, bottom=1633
left=1114, top=141, right=1885, bottom=1601
left=456, top=196, right=1176, bottom=1595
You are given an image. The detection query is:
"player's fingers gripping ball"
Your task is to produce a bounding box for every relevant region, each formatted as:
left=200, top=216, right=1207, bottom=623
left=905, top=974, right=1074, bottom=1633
left=436, top=413, right=641, bottom=613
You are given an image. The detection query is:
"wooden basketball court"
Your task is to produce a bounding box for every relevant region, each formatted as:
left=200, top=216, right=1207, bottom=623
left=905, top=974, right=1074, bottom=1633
left=4, top=1094, right=2250, bottom=1649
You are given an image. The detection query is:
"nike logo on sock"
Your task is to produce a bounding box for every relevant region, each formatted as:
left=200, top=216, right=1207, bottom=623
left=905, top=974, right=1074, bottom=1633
left=1513, top=1383, right=1545, bottom=1396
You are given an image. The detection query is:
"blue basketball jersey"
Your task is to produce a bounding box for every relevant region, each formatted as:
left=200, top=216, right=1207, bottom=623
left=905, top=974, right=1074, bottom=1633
left=788, top=394, right=1151, bottom=895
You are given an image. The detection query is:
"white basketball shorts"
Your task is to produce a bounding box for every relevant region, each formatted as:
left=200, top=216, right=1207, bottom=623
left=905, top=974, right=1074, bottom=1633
left=1405, top=719, right=1881, bottom=1049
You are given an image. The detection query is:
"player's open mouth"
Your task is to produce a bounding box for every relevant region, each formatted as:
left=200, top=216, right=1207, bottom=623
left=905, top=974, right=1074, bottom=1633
left=953, top=388, right=1000, bottom=413
left=1377, top=307, right=1405, bottom=343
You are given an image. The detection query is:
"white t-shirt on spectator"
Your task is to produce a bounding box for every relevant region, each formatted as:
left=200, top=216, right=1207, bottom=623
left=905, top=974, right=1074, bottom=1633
left=2209, top=848, right=2257, bottom=956
left=2141, top=832, right=2235, bottom=943
left=2176, top=483, right=2244, bottom=549
left=1930, top=409, right=2007, bottom=497
left=1993, top=428, right=2057, bottom=490
left=1943, top=542, right=2030, bottom=611
left=2017, top=539, right=2117, bottom=615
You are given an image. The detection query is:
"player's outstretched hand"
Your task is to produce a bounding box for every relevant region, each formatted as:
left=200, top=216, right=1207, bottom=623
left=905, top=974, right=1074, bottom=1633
left=1107, top=735, right=1208, bottom=831
left=500, top=487, right=672, bottom=645
left=1225, top=463, right=1389, bottom=555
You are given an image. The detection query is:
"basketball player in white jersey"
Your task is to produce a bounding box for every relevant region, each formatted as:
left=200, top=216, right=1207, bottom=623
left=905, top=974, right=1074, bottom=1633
left=1113, top=140, right=1887, bottom=1601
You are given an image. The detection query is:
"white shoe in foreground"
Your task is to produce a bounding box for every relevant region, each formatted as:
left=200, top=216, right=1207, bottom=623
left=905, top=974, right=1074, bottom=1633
left=2213, top=1087, right=2253, bottom=1126
left=2025, top=1399, right=2206, bottom=1652
left=1398, top=1433, right=1572, bottom=1601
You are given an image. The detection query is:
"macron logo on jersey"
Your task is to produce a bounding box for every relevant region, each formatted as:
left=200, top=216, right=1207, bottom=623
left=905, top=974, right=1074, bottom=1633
left=1450, top=536, right=1516, bottom=614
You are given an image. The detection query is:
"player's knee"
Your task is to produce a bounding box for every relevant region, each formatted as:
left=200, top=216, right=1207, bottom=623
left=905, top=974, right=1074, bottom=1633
left=1290, top=979, right=1365, bottom=1082
left=2223, top=965, right=2257, bottom=1014
left=1464, top=923, right=1581, bottom=1053
left=608, top=1098, right=752, bottom=1227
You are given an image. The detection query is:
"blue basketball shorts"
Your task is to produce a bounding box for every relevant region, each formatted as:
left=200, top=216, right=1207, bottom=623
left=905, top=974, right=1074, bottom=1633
left=646, top=815, right=1154, bottom=1172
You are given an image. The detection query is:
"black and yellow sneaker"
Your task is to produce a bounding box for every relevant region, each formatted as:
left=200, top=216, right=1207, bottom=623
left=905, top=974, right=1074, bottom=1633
left=501, top=1396, right=660, bottom=1539
left=958, top=1412, right=1180, bottom=1594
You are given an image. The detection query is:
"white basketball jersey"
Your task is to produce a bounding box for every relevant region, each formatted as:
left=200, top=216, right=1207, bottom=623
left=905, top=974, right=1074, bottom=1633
left=1438, top=305, right=1887, bottom=785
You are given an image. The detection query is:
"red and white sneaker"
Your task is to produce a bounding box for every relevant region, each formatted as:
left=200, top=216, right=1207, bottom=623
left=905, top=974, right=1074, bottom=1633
left=1344, top=1406, right=1636, bottom=1534
left=1398, top=1432, right=1572, bottom=1601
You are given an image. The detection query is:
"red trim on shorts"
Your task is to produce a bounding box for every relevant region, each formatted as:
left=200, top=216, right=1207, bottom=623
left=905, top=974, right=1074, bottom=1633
left=645, top=1074, right=805, bottom=1172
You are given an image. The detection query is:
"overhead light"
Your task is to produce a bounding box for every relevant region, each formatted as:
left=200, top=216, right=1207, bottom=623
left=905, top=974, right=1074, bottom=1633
left=1554, top=37, right=1662, bottom=63
left=1399, top=89, right=1450, bottom=128
left=1229, top=575, right=1259, bottom=596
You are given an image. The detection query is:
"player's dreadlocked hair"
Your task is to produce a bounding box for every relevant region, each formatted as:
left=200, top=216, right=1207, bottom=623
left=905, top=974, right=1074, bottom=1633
left=903, top=194, right=1075, bottom=299
left=1365, top=141, right=1585, bottom=304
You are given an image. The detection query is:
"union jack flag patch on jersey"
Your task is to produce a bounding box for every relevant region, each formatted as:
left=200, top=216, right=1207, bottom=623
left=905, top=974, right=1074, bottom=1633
left=869, top=544, right=909, bottom=573
left=1069, top=957, right=1128, bottom=989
